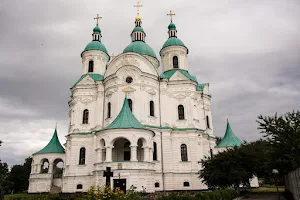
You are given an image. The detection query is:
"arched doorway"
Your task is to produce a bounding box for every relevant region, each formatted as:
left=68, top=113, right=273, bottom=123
left=137, top=138, right=146, bottom=162
left=112, top=138, right=131, bottom=161
left=53, top=158, right=63, bottom=178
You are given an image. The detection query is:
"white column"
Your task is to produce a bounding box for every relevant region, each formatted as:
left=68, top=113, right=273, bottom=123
left=149, top=148, right=153, bottom=162
left=96, top=148, right=102, bottom=163
left=130, top=145, right=138, bottom=161
left=38, top=164, right=42, bottom=173
left=48, top=163, right=54, bottom=174
left=105, top=146, right=112, bottom=162
left=143, top=147, right=149, bottom=162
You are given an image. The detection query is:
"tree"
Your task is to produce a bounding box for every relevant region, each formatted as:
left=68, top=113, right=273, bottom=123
left=0, top=162, right=13, bottom=197
left=257, top=110, right=300, bottom=176
left=200, top=147, right=254, bottom=190
left=7, top=157, right=32, bottom=193
left=200, top=140, right=273, bottom=189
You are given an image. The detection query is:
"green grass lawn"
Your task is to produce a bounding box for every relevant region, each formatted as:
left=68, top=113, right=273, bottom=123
left=251, top=186, right=285, bottom=193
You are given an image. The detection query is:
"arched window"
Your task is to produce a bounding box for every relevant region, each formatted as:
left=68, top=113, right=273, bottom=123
left=82, top=109, right=89, bottom=124
left=79, top=147, right=86, bottom=165
left=128, top=99, right=133, bottom=112
left=173, top=56, right=179, bottom=68
left=77, top=184, right=83, bottom=189
left=155, top=182, right=160, bottom=188
left=181, top=144, right=188, bottom=161
left=183, top=182, right=190, bottom=187
left=88, top=60, right=94, bottom=72
left=153, top=142, right=157, bottom=161
left=150, top=101, right=154, bottom=116
left=107, top=102, right=111, bottom=118
left=206, top=116, right=210, bottom=129
left=40, top=159, right=49, bottom=174
left=178, top=105, right=185, bottom=120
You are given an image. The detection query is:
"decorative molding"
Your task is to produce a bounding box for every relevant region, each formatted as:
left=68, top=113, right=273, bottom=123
left=105, top=91, right=114, bottom=98
left=146, top=89, right=156, bottom=95
left=78, top=96, right=97, bottom=104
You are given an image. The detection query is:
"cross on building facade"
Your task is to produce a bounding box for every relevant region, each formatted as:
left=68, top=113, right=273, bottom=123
left=103, top=167, right=114, bottom=186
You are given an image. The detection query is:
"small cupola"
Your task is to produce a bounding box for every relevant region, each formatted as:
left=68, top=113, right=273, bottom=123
left=131, top=16, right=146, bottom=42
left=92, top=14, right=102, bottom=41
left=123, top=2, right=157, bottom=59
left=160, top=10, right=189, bottom=72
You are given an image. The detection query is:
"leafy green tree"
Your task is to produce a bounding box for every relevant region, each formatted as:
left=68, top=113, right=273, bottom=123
left=257, top=110, right=300, bottom=176
left=200, top=140, right=273, bottom=189
left=0, top=162, right=13, bottom=197
left=7, top=157, right=32, bottom=193
left=200, top=147, right=254, bottom=190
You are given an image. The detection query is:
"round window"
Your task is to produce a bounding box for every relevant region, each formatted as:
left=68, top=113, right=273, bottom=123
left=126, top=77, right=133, bottom=84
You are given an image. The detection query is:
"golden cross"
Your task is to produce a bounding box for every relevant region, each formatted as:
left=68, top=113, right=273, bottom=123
left=94, top=14, right=102, bottom=25
left=226, top=115, right=229, bottom=119
left=134, top=2, right=143, bottom=16
left=56, top=122, right=58, bottom=128
left=167, top=10, right=175, bottom=22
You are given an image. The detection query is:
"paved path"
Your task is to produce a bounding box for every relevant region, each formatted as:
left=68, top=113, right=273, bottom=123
left=245, top=193, right=287, bottom=200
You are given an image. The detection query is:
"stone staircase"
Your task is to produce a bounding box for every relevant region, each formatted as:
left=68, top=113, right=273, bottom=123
left=50, top=185, right=62, bottom=193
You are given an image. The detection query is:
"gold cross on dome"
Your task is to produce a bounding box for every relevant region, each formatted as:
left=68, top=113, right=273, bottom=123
left=226, top=115, right=229, bottom=119
left=134, top=2, right=143, bottom=16
left=55, top=122, right=58, bottom=128
left=167, top=10, right=175, bottom=22
left=94, top=14, right=102, bottom=25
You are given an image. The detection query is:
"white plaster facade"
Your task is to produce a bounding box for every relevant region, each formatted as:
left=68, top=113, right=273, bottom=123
left=28, top=20, right=220, bottom=193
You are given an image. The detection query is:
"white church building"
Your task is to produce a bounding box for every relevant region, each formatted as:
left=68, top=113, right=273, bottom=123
left=28, top=10, right=254, bottom=193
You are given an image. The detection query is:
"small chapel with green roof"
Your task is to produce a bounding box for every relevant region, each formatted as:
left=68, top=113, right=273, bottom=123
left=28, top=5, right=257, bottom=193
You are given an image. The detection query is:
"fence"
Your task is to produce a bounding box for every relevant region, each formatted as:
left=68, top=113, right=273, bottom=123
left=285, top=168, right=300, bottom=200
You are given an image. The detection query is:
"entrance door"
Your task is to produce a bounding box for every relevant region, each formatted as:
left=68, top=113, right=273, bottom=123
left=113, top=179, right=126, bottom=193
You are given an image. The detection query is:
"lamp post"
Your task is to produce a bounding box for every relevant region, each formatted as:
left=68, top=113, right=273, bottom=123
left=272, top=169, right=280, bottom=200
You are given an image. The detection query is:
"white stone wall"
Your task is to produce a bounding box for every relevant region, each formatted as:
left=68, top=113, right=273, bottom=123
left=29, top=153, right=65, bottom=193
left=81, top=50, right=109, bottom=76
left=160, top=46, right=189, bottom=72
left=30, top=49, right=217, bottom=193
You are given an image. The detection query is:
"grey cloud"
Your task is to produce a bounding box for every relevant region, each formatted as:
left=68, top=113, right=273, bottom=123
left=0, top=0, right=299, bottom=166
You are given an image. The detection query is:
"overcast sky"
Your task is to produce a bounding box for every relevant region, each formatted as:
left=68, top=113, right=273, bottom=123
left=0, top=0, right=299, bottom=166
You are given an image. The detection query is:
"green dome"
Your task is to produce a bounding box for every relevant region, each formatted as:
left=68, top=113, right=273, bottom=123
left=168, top=22, right=176, bottom=30
left=161, top=37, right=188, bottom=54
left=131, top=26, right=145, bottom=34
left=82, top=41, right=108, bottom=55
left=123, top=41, right=157, bottom=58
left=93, top=25, right=101, bottom=33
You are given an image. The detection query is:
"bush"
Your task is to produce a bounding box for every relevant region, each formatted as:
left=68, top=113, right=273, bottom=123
left=5, top=189, right=241, bottom=200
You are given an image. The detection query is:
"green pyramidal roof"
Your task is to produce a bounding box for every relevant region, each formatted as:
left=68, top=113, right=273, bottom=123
left=216, top=119, right=242, bottom=148
left=34, top=128, right=65, bottom=155
left=72, top=74, right=104, bottom=88
left=106, top=97, right=145, bottom=130
left=160, top=69, right=198, bottom=83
